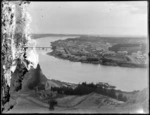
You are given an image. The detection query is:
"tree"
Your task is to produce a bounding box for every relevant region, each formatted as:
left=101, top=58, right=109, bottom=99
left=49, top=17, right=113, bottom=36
left=117, top=93, right=127, bottom=102
left=109, top=88, right=116, bottom=98
left=48, top=99, right=57, bottom=110
left=123, top=96, right=127, bottom=102
left=81, top=82, right=87, bottom=86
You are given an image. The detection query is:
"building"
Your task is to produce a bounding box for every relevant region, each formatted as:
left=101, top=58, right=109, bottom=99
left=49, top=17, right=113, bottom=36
left=117, top=51, right=128, bottom=55
left=104, top=51, right=115, bottom=56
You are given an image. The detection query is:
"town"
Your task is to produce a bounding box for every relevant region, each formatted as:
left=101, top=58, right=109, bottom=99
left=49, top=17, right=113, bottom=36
left=49, top=36, right=148, bottom=68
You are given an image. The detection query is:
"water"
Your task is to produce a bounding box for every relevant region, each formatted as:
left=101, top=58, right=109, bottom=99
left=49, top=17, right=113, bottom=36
left=35, top=36, right=148, bottom=92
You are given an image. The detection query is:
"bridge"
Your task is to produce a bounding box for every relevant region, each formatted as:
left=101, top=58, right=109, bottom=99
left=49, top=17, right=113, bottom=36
left=24, top=46, right=51, bottom=50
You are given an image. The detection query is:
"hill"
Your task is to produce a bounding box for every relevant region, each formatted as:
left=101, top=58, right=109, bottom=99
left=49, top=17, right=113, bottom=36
left=31, top=33, right=81, bottom=39
left=45, top=79, right=77, bottom=90
left=5, top=90, right=148, bottom=113
left=4, top=63, right=148, bottom=113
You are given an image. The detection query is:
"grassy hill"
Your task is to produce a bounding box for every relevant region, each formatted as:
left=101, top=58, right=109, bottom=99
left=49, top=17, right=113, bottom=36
left=5, top=63, right=148, bottom=113
left=6, top=89, right=148, bottom=113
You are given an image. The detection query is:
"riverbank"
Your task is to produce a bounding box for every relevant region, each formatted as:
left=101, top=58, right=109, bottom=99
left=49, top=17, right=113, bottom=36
left=48, top=52, right=147, bottom=68
left=48, top=36, right=148, bottom=68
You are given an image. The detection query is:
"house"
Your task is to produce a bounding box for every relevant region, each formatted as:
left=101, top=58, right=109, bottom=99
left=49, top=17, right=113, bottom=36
left=117, top=51, right=128, bottom=55
left=104, top=51, right=115, bottom=56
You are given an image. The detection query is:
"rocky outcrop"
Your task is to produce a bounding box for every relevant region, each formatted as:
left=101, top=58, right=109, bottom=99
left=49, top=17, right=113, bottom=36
left=21, top=64, right=47, bottom=92
left=9, top=59, right=47, bottom=94
left=1, top=2, right=16, bottom=108
left=10, top=59, right=28, bottom=93
left=1, top=1, right=36, bottom=112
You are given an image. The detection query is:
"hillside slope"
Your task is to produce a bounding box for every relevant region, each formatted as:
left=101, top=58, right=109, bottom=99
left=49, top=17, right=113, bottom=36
left=45, top=79, right=77, bottom=90
left=6, top=91, right=148, bottom=113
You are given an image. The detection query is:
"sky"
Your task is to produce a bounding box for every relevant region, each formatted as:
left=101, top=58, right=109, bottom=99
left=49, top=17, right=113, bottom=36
left=28, top=1, right=148, bottom=36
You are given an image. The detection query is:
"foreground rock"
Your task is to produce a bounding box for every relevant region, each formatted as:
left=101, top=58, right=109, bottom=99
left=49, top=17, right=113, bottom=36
left=3, top=63, right=48, bottom=112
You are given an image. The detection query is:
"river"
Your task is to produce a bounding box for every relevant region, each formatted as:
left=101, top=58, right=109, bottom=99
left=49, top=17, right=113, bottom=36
left=35, top=36, right=148, bottom=92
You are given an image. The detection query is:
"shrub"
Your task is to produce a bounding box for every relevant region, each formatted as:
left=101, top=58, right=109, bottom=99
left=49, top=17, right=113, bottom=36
left=51, top=82, right=121, bottom=101
left=117, top=93, right=127, bottom=102
left=48, top=99, right=57, bottom=110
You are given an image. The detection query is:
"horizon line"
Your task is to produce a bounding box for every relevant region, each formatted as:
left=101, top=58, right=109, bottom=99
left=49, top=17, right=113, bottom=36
left=30, top=33, right=148, bottom=37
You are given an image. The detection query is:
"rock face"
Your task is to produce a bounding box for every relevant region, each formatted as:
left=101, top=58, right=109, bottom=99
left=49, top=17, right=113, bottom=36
left=21, top=64, right=47, bottom=92
left=10, top=59, right=28, bottom=93
left=1, top=1, right=39, bottom=111
left=10, top=58, right=47, bottom=94
left=1, top=1, right=16, bottom=107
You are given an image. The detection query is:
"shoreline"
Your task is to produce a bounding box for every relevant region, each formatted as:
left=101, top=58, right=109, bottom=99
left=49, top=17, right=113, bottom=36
left=47, top=52, right=147, bottom=69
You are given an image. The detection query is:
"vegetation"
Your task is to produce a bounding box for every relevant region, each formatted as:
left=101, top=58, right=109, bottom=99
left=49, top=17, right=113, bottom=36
left=48, top=98, right=57, bottom=110
left=117, top=93, right=127, bottom=102
left=108, top=43, right=147, bottom=54
left=51, top=82, right=128, bottom=102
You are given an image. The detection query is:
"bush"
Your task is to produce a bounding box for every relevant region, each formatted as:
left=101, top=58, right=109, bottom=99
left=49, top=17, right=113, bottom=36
left=48, top=99, right=57, bottom=110
left=108, top=88, right=116, bottom=99
left=51, top=82, right=120, bottom=100
left=117, top=93, right=127, bottom=102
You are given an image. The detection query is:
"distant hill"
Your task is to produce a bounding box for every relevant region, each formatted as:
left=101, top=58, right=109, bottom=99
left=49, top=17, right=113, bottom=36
left=31, top=33, right=81, bottom=39
left=31, top=33, right=147, bottom=41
